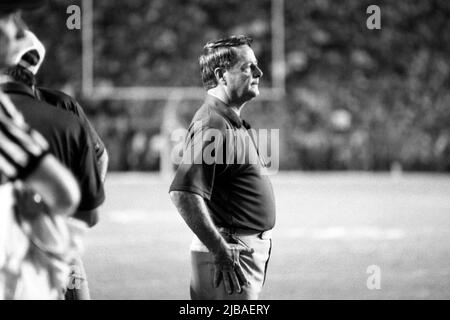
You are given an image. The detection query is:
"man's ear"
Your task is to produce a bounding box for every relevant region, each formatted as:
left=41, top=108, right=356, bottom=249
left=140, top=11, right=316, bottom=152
left=214, top=67, right=227, bottom=86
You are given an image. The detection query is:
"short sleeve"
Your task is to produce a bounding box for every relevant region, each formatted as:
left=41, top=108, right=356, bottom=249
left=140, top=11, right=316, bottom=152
left=169, top=120, right=226, bottom=200
left=74, top=127, right=105, bottom=211
left=73, top=102, right=106, bottom=159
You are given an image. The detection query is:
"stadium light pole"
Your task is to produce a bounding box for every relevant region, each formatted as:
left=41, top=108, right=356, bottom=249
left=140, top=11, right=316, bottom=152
left=82, top=0, right=94, bottom=97
left=160, top=91, right=183, bottom=179
left=272, top=0, right=286, bottom=96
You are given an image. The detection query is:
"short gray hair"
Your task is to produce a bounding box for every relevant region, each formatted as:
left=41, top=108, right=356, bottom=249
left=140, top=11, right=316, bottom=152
left=199, top=35, right=253, bottom=90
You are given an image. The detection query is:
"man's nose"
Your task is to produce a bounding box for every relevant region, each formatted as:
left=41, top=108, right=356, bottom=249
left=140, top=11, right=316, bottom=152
left=253, top=65, right=263, bottom=78
left=13, top=13, right=27, bottom=39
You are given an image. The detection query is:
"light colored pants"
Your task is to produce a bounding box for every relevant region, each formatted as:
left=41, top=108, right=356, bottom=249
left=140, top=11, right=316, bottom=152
left=190, top=228, right=272, bottom=300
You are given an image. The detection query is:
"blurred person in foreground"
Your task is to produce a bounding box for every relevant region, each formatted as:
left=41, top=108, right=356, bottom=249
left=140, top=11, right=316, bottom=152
left=169, top=35, right=275, bottom=300
left=2, top=30, right=106, bottom=300
left=0, top=0, right=84, bottom=299
left=6, top=30, right=109, bottom=183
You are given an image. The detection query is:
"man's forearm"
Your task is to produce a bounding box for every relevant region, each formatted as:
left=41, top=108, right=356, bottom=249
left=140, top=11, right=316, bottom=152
left=169, top=191, right=228, bottom=253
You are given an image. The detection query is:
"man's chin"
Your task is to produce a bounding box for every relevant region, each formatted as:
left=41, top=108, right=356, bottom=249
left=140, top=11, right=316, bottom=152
left=251, top=89, right=260, bottom=97
left=240, top=89, right=259, bottom=103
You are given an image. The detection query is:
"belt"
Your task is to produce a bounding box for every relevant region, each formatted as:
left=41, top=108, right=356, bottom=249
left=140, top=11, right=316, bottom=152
left=217, top=227, right=273, bottom=240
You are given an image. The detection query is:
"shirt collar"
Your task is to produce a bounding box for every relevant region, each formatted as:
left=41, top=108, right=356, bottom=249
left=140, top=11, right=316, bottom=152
left=205, top=94, right=245, bottom=128
left=0, top=81, right=35, bottom=99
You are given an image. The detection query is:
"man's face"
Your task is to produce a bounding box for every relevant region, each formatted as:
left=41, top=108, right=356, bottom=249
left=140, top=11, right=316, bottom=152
left=0, top=12, right=27, bottom=69
left=223, top=45, right=263, bottom=105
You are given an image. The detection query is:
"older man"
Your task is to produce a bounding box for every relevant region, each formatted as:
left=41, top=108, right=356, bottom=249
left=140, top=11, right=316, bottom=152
left=169, top=35, right=275, bottom=300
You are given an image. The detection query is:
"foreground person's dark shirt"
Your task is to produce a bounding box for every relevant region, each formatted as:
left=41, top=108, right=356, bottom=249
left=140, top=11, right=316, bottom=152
left=1, top=81, right=104, bottom=212
left=35, top=87, right=106, bottom=160
left=170, top=95, right=276, bottom=232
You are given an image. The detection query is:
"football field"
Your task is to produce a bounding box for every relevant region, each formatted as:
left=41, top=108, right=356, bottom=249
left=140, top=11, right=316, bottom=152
left=83, top=172, right=450, bottom=299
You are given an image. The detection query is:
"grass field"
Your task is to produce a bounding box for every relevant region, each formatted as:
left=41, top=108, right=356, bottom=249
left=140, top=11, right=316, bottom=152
left=83, top=172, right=450, bottom=299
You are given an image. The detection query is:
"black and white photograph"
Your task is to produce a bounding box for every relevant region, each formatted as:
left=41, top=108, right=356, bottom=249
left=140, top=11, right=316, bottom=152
left=0, top=0, right=449, bottom=309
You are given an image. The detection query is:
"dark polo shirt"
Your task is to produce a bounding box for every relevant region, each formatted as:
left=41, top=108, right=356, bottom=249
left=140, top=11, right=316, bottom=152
left=35, top=87, right=106, bottom=160
left=169, top=94, right=276, bottom=232
left=0, top=81, right=105, bottom=212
